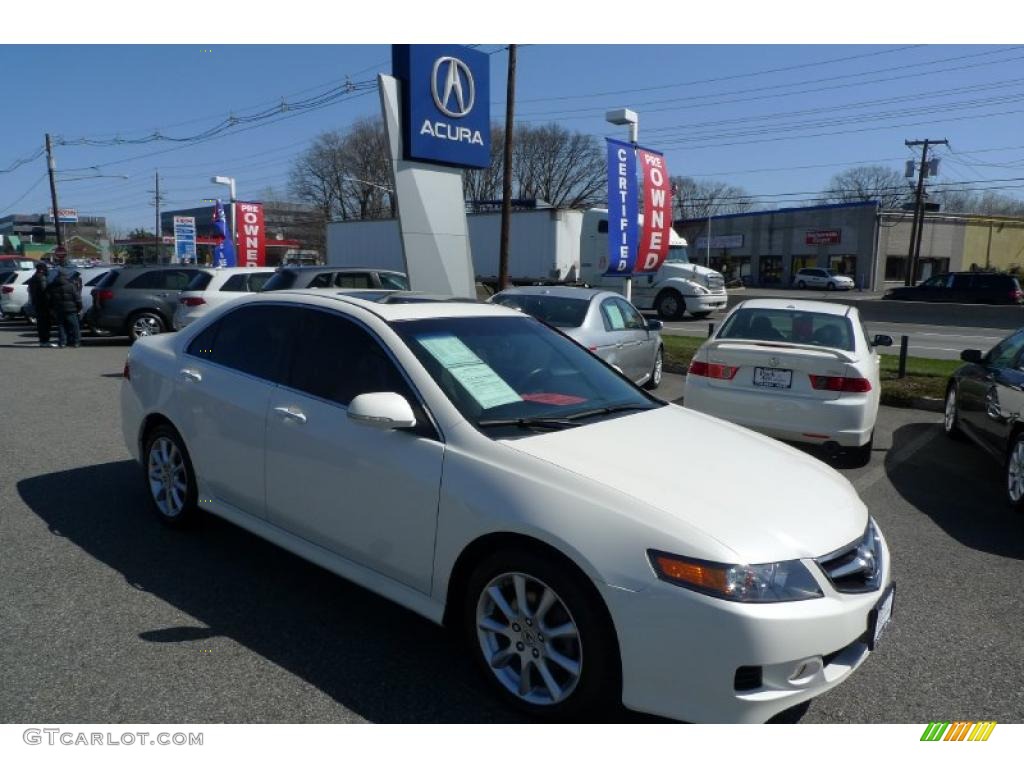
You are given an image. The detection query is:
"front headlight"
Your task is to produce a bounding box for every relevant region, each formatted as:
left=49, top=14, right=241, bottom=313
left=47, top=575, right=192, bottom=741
left=693, top=285, right=710, bottom=295
left=648, top=550, right=823, bottom=602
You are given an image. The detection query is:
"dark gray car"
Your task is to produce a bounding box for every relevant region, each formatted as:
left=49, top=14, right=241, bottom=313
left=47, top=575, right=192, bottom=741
left=260, top=266, right=410, bottom=292
left=89, top=266, right=216, bottom=341
left=491, top=286, right=664, bottom=390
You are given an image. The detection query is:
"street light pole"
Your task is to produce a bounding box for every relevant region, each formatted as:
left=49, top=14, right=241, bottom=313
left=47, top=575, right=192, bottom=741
left=605, top=108, right=639, bottom=302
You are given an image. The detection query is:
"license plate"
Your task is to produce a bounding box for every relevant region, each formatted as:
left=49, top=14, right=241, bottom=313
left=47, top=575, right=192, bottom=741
left=753, top=367, right=792, bottom=389
left=868, top=584, right=895, bottom=651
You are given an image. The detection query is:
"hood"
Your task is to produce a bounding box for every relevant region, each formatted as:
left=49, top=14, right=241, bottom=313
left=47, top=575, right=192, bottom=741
left=501, top=404, right=867, bottom=563
left=659, top=262, right=722, bottom=284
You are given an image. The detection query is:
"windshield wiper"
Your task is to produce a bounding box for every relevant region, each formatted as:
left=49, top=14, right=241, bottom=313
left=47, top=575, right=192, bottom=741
left=561, top=403, right=658, bottom=421
left=476, top=417, right=582, bottom=432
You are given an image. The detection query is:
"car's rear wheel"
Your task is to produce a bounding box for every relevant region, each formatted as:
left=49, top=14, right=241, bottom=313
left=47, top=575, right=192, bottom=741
left=654, top=290, right=685, bottom=321
left=1007, top=434, right=1024, bottom=512
left=796, top=280, right=806, bottom=289
left=944, top=384, right=965, bottom=440
left=464, top=548, right=616, bottom=719
left=644, top=346, right=663, bottom=390
left=847, top=432, right=873, bottom=467
left=143, top=425, right=198, bottom=527
left=128, top=311, right=165, bottom=341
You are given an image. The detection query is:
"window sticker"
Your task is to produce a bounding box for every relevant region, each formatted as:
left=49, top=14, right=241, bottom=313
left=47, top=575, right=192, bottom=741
left=419, top=334, right=522, bottom=409
left=605, top=303, right=625, bottom=330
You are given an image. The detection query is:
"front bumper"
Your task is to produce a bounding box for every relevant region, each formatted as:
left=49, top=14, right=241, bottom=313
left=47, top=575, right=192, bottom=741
left=601, top=533, right=892, bottom=723
left=685, top=293, right=728, bottom=312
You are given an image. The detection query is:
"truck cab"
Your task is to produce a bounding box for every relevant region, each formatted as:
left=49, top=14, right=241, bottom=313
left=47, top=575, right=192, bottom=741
left=579, top=209, right=727, bottom=320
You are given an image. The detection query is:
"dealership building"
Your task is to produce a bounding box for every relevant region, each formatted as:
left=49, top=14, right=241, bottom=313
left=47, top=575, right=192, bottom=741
left=676, top=202, right=1024, bottom=290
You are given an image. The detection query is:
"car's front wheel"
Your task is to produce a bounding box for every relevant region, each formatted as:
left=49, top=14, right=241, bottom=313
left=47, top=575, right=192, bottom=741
left=143, top=425, right=198, bottom=527
left=654, top=290, right=685, bottom=321
left=827, top=281, right=836, bottom=291
left=128, top=311, right=165, bottom=341
left=465, top=548, right=617, bottom=718
left=944, top=384, right=965, bottom=440
left=1007, top=433, right=1024, bottom=512
left=796, top=280, right=806, bottom=289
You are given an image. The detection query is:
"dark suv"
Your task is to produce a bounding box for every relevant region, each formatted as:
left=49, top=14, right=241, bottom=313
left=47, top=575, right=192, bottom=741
left=90, top=266, right=216, bottom=340
left=884, top=272, right=1024, bottom=304
left=260, top=266, right=409, bottom=292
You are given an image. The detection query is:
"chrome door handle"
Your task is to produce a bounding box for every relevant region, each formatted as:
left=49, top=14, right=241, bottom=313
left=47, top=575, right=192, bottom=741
left=180, top=368, right=202, bottom=383
left=274, top=406, right=307, bottom=424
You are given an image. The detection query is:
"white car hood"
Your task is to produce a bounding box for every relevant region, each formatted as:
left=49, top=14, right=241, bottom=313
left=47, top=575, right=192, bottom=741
left=502, top=404, right=867, bottom=563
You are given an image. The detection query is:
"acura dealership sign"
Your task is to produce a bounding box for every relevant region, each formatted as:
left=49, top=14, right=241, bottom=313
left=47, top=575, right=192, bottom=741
left=392, top=44, right=490, bottom=168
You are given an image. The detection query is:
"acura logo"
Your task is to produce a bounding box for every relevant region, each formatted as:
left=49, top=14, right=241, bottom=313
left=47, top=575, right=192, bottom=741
left=431, top=56, right=475, bottom=118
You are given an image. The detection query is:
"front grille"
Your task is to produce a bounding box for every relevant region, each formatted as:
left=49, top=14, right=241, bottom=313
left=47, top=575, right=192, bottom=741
left=734, top=665, right=763, bottom=691
left=706, top=273, right=725, bottom=291
left=815, top=521, right=883, bottom=594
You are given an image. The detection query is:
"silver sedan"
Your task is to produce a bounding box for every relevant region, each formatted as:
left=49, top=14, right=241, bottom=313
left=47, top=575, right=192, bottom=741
left=490, top=286, right=663, bottom=389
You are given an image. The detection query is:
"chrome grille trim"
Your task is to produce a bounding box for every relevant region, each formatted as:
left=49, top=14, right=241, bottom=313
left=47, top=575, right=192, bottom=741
left=815, top=520, right=883, bottom=594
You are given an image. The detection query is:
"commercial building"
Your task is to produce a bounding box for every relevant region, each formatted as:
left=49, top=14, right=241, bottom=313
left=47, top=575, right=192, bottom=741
left=0, top=212, right=109, bottom=258
left=676, top=202, right=1024, bottom=290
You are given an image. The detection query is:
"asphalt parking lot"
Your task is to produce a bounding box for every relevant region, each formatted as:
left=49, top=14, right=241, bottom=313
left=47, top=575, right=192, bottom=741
left=2, top=318, right=1022, bottom=724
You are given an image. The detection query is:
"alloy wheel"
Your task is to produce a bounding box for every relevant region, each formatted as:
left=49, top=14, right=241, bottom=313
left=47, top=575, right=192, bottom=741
left=1008, top=440, right=1024, bottom=504
left=944, top=389, right=957, bottom=433
left=475, top=572, right=583, bottom=706
left=133, top=315, right=162, bottom=337
left=147, top=436, right=188, bottom=518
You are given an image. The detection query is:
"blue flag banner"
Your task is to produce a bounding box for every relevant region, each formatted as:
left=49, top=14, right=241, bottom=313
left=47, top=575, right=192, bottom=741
left=213, top=200, right=236, bottom=267
left=605, top=138, right=638, bottom=276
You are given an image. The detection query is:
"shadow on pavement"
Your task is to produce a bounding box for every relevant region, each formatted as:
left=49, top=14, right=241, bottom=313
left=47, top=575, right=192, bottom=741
left=18, top=461, right=662, bottom=723
left=885, top=423, right=1024, bottom=560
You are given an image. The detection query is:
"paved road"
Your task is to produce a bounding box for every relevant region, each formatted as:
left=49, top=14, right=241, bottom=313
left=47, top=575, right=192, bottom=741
left=659, top=316, right=1007, bottom=360
left=1, top=317, right=1022, bottom=724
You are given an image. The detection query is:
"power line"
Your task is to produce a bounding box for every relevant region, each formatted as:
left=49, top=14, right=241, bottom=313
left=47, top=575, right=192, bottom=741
left=0, top=173, right=48, bottom=214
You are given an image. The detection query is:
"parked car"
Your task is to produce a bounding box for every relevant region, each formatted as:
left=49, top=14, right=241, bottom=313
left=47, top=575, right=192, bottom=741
left=944, top=327, right=1024, bottom=509
left=89, top=266, right=215, bottom=341
left=684, top=299, right=892, bottom=464
left=172, top=267, right=276, bottom=330
left=0, top=270, right=36, bottom=320
left=0, top=270, right=15, bottom=318
left=121, top=291, right=893, bottom=723
left=793, top=268, right=855, bottom=291
left=884, top=272, right=1024, bottom=304
left=260, top=266, right=410, bottom=292
left=24, top=266, right=110, bottom=328
left=490, top=286, right=663, bottom=389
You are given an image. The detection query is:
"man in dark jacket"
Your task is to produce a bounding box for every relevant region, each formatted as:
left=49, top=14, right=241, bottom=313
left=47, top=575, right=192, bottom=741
left=47, top=269, right=83, bottom=348
left=26, top=263, right=55, bottom=347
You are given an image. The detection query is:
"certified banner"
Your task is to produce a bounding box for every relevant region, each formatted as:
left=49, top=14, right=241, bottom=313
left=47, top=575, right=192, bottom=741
left=605, top=138, right=638, bottom=276
left=237, top=202, right=266, bottom=267
left=635, top=149, right=672, bottom=273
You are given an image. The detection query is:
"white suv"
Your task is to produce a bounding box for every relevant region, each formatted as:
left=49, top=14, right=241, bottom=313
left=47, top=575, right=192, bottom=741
left=172, top=267, right=276, bottom=329
left=793, top=268, right=855, bottom=291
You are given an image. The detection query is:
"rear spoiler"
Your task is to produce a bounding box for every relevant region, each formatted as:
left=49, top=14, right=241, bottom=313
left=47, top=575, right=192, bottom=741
left=704, top=339, right=858, bottom=364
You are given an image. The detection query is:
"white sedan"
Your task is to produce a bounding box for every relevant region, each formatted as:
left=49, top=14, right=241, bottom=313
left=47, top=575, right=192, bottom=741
left=793, top=268, right=855, bottom=291
left=121, top=290, right=893, bottom=723
left=684, top=299, right=891, bottom=463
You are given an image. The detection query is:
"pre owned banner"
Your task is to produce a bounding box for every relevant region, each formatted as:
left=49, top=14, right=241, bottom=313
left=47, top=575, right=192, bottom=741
left=237, top=202, right=265, bottom=267
left=636, top=149, right=672, bottom=273
left=605, top=138, right=638, bottom=276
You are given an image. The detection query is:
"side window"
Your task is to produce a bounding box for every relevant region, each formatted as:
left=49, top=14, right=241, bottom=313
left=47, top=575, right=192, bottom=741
left=309, top=272, right=334, bottom=288
left=335, top=272, right=373, bottom=289
left=248, top=272, right=274, bottom=292
left=614, top=298, right=646, bottom=330
left=190, top=305, right=294, bottom=382
left=125, top=270, right=163, bottom=290
left=988, top=331, right=1024, bottom=369
left=951, top=274, right=972, bottom=290
left=378, top=272, right=409, bottom=290
left=158, top=270, right=195, bottom=291
left=287, top=309, right=411, bottom=407
left=220, top=274, right=248, bottom=292
left=600, top=299, right=627, bottom=331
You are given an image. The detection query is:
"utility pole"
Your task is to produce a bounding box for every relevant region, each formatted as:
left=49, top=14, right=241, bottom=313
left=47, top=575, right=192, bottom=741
left=44, top=133, right=65, bottom=256
left=904, top=138, right=948, bottom=286
left=498, top=44, right=517, bottom=292
left=150, top=170, right=166, bottom=264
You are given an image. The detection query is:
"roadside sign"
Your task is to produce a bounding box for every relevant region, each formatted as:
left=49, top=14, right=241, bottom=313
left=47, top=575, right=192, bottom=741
left=173, top=216, right=197, bottom=264
left=49, top=208, right=78, bottom=223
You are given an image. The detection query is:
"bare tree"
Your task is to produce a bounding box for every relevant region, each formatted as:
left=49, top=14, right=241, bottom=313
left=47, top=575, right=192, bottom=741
left=671, top=176, right=758, bottom=220
left=931, top=188, right=1024, bottom=216
left=511, top=123, right=606, bottom=208
left=821, top=165, right=909, bottom=209
left=463, top=125, right=506, bottom=204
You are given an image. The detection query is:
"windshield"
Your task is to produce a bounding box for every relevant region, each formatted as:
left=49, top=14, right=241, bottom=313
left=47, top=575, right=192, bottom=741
left=664, top=245, right=690, bottom=264
left=491, top=294, right=590, bottom=328
left=718, top=308, right=855, bottom=351
left=392, top=315, right=660, bottom=434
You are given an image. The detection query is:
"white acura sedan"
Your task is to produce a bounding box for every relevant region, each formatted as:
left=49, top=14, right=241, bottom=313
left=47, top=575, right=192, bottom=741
left=685, top=299, right=891, bottom=464
left=121, top=290, right=893, bottom=723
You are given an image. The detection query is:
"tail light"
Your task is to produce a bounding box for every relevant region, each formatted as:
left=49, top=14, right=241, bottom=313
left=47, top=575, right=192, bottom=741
left=123, top=361, right=131, bottom=380
left=809, top=375, right=872, bottom=393
left=180, top=296, right=206, bottom=307
left=689, top=360, right=740, bottom=380
left=1, top=285, right=12, bottom=294
left=95, top=289, right=115, bottom=306
left=1010, top=289, right=1022, bottom=302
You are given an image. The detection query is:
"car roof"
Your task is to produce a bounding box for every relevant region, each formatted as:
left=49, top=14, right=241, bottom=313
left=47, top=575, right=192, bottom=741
left=494, top=286, right=614, bottom=301
left=251, top=289, right=519, bottom=321
left=278, top=265, right=404, bottom=274
left=735, top=298, right=855, bottom=317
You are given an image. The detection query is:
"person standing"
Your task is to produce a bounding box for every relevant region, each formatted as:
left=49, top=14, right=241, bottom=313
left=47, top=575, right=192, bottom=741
left=26, top=263, right=55, bottom=347
left=47, top=268, right=83, bottom=348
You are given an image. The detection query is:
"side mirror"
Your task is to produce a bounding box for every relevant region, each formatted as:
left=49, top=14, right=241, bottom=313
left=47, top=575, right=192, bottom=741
left=646, top=318, right=664, bottom=332
left=872, top=334, right=893, bottom=347
left=347, top=392, right=417, bottom=430
left=960, top=349, right=983, bottom=364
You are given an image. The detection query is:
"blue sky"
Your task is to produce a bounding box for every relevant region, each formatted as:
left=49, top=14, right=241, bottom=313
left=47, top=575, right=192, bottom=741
left=2, top=43, right=1022, bottom=234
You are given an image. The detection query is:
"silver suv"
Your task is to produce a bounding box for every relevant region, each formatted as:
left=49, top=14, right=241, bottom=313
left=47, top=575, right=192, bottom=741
left=89, top=266, right=217, bottom=341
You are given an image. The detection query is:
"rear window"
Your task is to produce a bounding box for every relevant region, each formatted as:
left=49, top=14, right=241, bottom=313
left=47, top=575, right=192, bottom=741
left=96, top=270, right=119, bottom=289
left=84, top=271, right=109, bottom=287
left=260, top=270, right=298, bottom=291
left=718, top=308, right=855, bottom=351
left=378, top=272, right=409, bottom=290
left=970, top=273, right=1014, bottom=291
left=0, top=271, right=13, bottom=284
left=184, top=272, right=214, bottom=292
left=492, top=294, right=591, bottom=328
